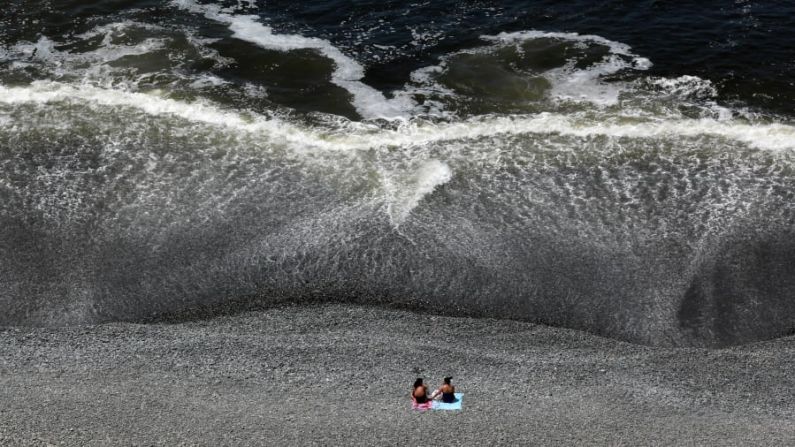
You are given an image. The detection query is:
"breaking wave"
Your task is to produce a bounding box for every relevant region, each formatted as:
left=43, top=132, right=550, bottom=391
left=1, top=0, right=794, bottom=347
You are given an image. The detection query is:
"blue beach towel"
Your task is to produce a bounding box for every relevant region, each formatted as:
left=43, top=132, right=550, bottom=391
left=432, top=393, right=463, bottom=410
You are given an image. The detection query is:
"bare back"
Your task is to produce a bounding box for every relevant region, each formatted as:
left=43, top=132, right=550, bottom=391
left=413, top=385, right=427, bottom=399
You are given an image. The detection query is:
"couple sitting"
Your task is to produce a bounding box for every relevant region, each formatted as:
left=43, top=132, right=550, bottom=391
left=412, top=376, right=457, bottom=405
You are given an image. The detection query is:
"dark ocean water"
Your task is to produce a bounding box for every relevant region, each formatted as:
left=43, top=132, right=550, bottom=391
left=0, top=1, right=794, bottom=346
left=3, top=0, right=795, bottom=117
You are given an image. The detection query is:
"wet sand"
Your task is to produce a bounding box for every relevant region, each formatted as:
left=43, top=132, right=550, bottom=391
left=1, top=304, right=794, bottom=446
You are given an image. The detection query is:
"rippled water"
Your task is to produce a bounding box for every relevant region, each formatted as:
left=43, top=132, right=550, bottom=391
left=1, top=0, right=793, bottom=346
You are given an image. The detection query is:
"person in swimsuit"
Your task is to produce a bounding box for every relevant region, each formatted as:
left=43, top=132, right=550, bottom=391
left=430, top=376, right=457, bottom=403
left=412, top=378, right=430, bottom=403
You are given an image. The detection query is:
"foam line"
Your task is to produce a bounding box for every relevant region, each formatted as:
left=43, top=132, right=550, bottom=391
left=1, top=82, right=793, bottom=152
left=171, top=0, right=414, bottom=120
left=482, top=30, right=652, bottom=67
left=0, top=81, right=342, bottom=150
left=363, top=114, right=795, bottom=152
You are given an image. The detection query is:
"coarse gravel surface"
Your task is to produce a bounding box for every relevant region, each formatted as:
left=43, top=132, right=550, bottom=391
left=1, top=304, right=794, bottom=446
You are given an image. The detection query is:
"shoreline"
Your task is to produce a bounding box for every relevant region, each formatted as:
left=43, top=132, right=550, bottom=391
left=1, top=303, right=794, bottom=445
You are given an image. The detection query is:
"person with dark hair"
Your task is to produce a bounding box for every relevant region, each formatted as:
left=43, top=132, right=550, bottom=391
left=412, top=378, right=429, bottom=404
left=430, top=376, right=457, bottom=403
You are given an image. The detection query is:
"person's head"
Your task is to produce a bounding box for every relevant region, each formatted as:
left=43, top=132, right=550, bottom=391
left=414, top=378, right=424, bottom=388
left=443, top=376, right=452, bottom=385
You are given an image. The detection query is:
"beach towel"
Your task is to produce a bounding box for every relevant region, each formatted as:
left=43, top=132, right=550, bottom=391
left=412, top=393, right=464, bottom=411
left=432, top=393, right=463, bottom=410
left=411, top=397, right=433, bottom=411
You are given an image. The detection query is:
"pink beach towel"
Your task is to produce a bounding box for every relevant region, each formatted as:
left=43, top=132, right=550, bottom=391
left=411, top=397, right=433, bottom=411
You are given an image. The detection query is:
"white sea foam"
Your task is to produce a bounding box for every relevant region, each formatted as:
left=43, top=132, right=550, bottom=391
left=242, top=82, right=268, bottom=98
left=385, top=160, right=453, bottom=225
left=9, top=33, right=168, bottom=86
left=74, top=21, right=169, bottom=41
left=481, top=30, right=652, bottom=106
left=15, top=34, right=167, bottom=66
left=647, top=75, right=718, bottom=99
left=482, top=30, right=645, bottom=59
left=235, top=0, right=257, bottom=9
left=189, top=74, right=231, bottom=89
left=393, top=64, right=457, bottom=118
left=367, top=114, right=795, bottom=152
left=2, top=82, right=794, bottom=152
left=171, top=0, right=415, bottom=120
left=5, top=21, right=235, bottom=95
left=0, top=81, right=332, bottom=148
left=544, top=56, right=628, bottom=105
